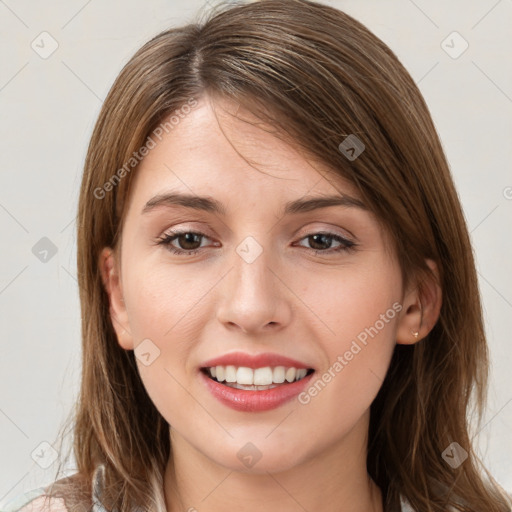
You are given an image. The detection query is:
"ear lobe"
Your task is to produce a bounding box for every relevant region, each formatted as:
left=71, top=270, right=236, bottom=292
left=396, top=259, right=442, bottom=345
left=99, top=247, right=134, bottom=350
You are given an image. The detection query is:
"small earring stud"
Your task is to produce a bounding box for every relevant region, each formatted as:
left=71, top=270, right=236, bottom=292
left=411, top=330, right=419, bottom=339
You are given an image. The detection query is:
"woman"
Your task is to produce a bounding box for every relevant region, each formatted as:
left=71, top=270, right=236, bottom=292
left=4, top=0, right=510, bottom=511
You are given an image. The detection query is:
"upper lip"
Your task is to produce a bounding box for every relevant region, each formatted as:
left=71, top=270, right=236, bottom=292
left=200, top=351, right=314, bottom=370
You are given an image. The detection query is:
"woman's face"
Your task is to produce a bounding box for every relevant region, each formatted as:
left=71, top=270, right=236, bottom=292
left=102, top=94, right=414, bottom=474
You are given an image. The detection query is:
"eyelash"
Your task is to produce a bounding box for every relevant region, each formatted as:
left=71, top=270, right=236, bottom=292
left=155, top=229, right=357, bottom=256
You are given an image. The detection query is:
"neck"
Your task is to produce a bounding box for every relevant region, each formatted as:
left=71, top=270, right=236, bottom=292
left=163, top=412, right=383, bottom=512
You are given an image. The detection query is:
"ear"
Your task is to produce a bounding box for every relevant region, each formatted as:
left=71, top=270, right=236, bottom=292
left=396, top=259, right=442, bottom=344
left=99, top=247, right=134, bottom=350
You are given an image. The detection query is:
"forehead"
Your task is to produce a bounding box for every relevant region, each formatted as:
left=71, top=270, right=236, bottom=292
left=126, top=95, right=361, bottom=216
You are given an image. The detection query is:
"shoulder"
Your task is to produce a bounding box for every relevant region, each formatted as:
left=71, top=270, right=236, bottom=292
left=1, top=469, right=99, bottom=512
left=0, top=490, right=67, bottom=512
left=16, top=496, right=68, bottom=512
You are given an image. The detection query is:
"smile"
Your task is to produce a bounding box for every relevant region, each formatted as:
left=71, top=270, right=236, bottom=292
left=201, top=365, right=314, bottom=390
left=199, top=366, right=316, bottom=412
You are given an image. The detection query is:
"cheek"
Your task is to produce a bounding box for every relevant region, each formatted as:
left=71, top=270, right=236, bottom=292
left=122, top=267, right=199, bottom=425
left=296, top=263, right=400, bottom=413
left=123, top=261, right=205, bottom=339
left=299, top=259, right=401, bottom=345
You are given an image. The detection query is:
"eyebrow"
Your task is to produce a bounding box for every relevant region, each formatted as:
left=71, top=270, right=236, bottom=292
left=141, top=191, right=367, bottom=216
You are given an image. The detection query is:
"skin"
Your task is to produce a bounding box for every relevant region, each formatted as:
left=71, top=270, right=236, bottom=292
left=100, top=94, right=441, bottom=512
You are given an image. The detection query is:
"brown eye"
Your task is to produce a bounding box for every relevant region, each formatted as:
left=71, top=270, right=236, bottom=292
left=156, top=230, right=211, bottom=255
left=172, top=232, right=203, bottom=251
left=296, top=232, right=356, bottom=255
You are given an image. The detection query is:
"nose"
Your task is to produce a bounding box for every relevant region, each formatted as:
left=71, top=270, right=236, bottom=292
left=216, top=246, right=293, bottom=334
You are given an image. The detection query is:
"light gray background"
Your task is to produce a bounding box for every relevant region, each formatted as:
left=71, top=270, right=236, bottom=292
left=1, top=0, right=511, bottom=504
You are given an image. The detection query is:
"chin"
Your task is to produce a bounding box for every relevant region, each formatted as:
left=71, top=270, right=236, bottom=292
left=207, top=444, right=307, bottom=475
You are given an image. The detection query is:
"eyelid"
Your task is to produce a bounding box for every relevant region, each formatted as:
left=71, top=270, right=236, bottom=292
left=294, top=223, right=356, bottom=243
left=159, top=223, right=216, bottom=240
left=160, top=224, right=355, bottom=245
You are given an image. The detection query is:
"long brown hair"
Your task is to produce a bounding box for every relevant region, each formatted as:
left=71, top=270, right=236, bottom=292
left=45, top=1, right=510, bottom=510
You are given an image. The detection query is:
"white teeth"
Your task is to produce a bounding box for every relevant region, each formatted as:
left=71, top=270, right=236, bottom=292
left=205, top=365, right=311, bottom=386
left=296, top=368, right=307, bottom=380
left=285, top=367, right=296, bottom=382
left=237, top=367, right=254, bottom=385
left=253, top=367, right=273, bottom=385
left=224, top=382, right=279, bottom=391
left=225, top=365, right=237, bottom=383
left=215, top=366, right=225, bottom=382
left=273, top=366, right=285, bottom=383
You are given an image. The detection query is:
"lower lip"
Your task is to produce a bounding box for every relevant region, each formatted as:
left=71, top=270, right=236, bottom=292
left=199, top=370, right=315, bottom=412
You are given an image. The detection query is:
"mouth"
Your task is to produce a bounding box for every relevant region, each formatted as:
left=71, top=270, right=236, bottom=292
left=200, top=365, right=316, bottom=391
